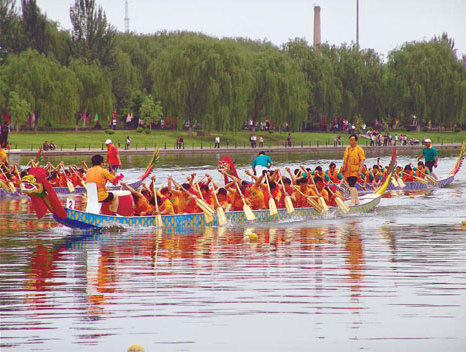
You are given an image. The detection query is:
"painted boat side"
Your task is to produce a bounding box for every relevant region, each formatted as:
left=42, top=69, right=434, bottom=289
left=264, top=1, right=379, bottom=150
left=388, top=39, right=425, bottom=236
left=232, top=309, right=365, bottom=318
left=53, top=194, right=381, bottom=230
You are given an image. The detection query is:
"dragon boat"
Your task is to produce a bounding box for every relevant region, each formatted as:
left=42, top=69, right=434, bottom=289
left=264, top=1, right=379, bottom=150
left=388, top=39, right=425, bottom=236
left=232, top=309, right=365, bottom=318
left=19, top=151, right=396, bottom=231
left=0, top=171, right=149, bottom=198
left=351, top=141, right=464, bottom=194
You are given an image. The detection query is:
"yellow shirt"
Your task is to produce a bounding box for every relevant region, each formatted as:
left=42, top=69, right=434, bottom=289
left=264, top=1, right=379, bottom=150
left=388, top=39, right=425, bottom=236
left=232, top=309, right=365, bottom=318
left=86, top=165, right=115, bottom=201
left=161, top=199, right=175, bottom=215
left=248, top=184, right=266, bottom=210
left=343, top=146, right=365, bottom=178
left=0, top=148, right=8, bottom=164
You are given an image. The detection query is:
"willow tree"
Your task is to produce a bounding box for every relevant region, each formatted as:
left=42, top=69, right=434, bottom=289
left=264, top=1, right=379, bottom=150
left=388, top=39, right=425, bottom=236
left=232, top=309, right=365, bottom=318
left=0, top=49, right=80, bottom=128
left=7, top=91, right=30, bottom=131
left=283, top=39, right=341, bottom=129
left=69, top=58, right=115, bottom=129
left=150, top=35, right=251, bottom=134
left=243, top=43, right=307, bottom=132
left=386, top=35, right=465, bottom=127
left=111, top=48, right=142, bottom=115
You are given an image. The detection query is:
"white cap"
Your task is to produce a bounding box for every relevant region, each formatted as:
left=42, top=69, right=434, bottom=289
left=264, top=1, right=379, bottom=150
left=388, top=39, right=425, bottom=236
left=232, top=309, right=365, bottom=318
left=105, top=139, right=112, bottom=145
left=424, top=138, right=431, bottom=143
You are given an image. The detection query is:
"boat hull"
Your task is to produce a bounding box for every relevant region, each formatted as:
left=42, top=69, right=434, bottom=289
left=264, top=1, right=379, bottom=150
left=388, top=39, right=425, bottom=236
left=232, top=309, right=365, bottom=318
left=53, top=194, right=381, bottom=230
left=353, top=173, right=456, bottom=193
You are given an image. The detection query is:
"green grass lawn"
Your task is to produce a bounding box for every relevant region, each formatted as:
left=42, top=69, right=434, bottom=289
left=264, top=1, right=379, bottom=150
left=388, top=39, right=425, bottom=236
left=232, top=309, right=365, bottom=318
left=7, top=129, right=466, bottom=150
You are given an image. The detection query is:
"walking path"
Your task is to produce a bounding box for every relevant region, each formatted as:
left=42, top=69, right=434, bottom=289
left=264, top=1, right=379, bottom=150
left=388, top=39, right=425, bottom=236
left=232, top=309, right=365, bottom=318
left=7, top=143, right=463, bottom=158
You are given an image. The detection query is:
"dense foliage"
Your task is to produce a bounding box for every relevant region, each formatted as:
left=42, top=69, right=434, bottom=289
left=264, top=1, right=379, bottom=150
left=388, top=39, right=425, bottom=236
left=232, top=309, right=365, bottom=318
left=1, top=0, right=465, bottom=131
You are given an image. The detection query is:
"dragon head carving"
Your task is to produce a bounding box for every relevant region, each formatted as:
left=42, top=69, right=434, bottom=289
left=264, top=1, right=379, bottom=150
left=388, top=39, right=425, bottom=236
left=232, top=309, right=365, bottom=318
left=21, top=174, right=44, bottom=195
left=22, top=167, right=67, bottom=219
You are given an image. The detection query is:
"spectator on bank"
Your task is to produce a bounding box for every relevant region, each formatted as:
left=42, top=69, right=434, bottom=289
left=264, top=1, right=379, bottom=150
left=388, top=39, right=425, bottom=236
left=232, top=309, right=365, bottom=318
left=176, top=136, right=183, bottom=149
left=287, top=133, right=292, bottom=147
left=126, top=136, right=131, bottom=150
left=214, top=136, right=220, bottom=148
left=49, top=141, right=56, bottom=150
left=259, top=136, right=264, bottom=148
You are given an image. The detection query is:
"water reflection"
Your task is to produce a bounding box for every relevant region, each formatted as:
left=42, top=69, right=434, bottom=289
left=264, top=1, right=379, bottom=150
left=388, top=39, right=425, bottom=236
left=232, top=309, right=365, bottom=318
left=1, top=151, right=465, bottom=351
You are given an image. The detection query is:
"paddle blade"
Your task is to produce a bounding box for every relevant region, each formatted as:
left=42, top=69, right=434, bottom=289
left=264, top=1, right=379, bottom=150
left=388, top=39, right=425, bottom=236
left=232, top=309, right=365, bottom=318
left=216, top=207, right=228, bottom=226
left=307, top=197, right=323, bottom=213
left=319, top=197, right=329, bottom=212
left=155, top=214, right=163, bottom=227
left=243, top=204, right=256, bottom=221
left=284, top=196, right=294, bottom=214
left=67, top=180, right=75, bottom=193
left=204, top=212, right=213, bottom=224
left=8, top=182, right=16, bottom=193
left=336, top=197, right=350, bottom=214
left=391, top=177, right=399, bottom=188
left=426, top=175, right=438, bottom=186
left=268, top=198, right=278, bottom=215
left=196, top=199, right=215, bottom=216
left=397, top=177, right=405, bottom=188
left=0, top=180, right=8, bottom=191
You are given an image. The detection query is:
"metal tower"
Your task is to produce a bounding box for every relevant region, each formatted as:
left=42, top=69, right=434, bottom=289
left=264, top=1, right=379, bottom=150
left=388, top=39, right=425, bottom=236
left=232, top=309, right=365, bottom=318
left=124, top=0, right=129, bottom=33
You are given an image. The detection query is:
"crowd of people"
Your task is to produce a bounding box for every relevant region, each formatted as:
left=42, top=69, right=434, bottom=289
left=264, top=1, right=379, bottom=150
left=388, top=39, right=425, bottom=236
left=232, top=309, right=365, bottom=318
left=368, top=130, right=417, bottom=146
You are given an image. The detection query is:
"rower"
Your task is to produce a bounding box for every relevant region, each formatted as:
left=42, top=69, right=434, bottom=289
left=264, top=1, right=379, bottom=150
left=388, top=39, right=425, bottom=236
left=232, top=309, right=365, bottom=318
left=86, top=154, right=123, bottom=213
left=325, top=162, right=343, bottom=184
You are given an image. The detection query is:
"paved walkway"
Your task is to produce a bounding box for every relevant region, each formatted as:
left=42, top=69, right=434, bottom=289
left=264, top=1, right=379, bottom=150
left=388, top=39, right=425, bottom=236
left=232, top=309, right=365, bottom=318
left=7, top=143, right=463, bottom=157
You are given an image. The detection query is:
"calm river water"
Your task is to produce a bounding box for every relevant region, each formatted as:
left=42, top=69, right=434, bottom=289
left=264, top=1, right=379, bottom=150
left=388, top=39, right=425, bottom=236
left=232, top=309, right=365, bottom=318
left=1, top=151, right=465, bottom=351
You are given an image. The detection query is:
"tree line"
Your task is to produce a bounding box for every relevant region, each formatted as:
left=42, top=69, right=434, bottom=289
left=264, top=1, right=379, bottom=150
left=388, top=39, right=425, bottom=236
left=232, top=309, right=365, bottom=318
left=1, top=0, right=465, bottom=133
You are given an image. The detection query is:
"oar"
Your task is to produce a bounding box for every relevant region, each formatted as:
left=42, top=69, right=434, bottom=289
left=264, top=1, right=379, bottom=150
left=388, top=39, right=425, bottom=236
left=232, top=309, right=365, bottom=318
left=291, top=185, right=323, bottom=213
left=391, top=175, right=400, bottom=188
left=0, top=167, right=16, bottom=193
left=264, top=174, right=278, bottom=215
left=417, top=170, right=438, bottom=186
left=393, top=173, right=405, bottom=188
left=60, top=166, right=75, bottom=193
left=13, top=165, right=24, bottom=193
left=402, top=172, right=428, bottom=185
left=326, top=184, right=350, bottom=213
left=235, top=182, right=255, bottom=221
left=193, top=176, right=213, bottom=224
left=212, top=184, right=228, bottom=226
left=309, top=175, right=329, bottom=212
left=278, top=172, right=294, bottom=214
left=70, top=166, right=87, bottom=190
left=152, top=183, right=164, bottom=227
left=170, top=177, right=215, bottom=217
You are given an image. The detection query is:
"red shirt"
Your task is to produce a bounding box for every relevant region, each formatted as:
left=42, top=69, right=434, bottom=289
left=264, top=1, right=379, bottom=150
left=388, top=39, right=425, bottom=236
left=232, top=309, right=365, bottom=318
left=106, top=144, right=121, bottom=166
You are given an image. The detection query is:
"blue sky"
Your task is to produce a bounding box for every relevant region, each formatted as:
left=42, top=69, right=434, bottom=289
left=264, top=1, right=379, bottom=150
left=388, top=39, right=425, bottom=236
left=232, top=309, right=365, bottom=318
left=36, top=0, right=466, bottom=60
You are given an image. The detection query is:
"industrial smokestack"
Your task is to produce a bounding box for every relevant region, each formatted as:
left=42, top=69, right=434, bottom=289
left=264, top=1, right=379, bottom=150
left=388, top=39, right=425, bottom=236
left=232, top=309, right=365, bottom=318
left=313, top=6, right=321, bottom=47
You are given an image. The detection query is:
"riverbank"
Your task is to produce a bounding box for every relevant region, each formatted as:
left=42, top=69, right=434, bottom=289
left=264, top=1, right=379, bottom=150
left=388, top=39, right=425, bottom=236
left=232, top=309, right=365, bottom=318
left=7, top=142, right=463, bottom=158
left=7, top=130, right=466, bottom=151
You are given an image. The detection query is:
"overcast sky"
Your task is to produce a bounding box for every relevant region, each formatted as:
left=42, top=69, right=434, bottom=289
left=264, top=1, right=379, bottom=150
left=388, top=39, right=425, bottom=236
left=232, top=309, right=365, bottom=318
left=35, top=0, right=466, bottom=60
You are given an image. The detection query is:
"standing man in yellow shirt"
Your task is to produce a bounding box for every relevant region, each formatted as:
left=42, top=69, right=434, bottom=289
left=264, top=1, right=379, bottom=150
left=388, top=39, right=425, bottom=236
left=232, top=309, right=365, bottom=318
left=342, top=134, right=365, bottom=205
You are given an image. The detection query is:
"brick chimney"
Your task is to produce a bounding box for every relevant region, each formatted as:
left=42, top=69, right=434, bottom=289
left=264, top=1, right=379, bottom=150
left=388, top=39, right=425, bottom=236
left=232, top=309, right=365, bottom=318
left=313, top=6, right=321, bottom=47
